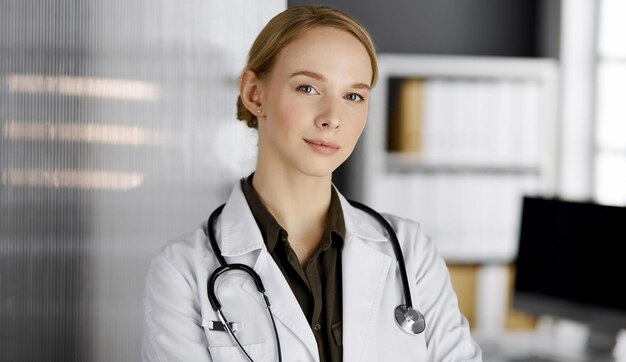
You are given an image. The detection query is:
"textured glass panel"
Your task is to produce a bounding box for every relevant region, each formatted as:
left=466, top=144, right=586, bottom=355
left=0, top=1, right=285, bottom=361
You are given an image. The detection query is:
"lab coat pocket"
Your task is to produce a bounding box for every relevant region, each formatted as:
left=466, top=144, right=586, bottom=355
left=207, top=343, right=270, bottom=362
left=202, top=319, right=271, bottom=362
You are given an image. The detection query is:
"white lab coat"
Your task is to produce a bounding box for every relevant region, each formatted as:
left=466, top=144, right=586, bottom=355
left=142, top=183, right=482, bottom=361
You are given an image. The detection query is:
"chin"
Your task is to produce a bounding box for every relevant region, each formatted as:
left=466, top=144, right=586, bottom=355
left=300, top=166, right=336, bottom=178
left=297, top=159, right=343, bottom=178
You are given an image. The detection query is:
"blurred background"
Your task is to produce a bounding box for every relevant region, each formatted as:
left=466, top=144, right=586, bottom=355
left=1, top=0, right=625, bottom=361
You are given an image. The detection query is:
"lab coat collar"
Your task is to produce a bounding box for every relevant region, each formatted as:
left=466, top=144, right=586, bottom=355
left=218, top=182, right=388, bottom=257
left=218, top=182, right=265, bottom=257
left=336, top=191, right=389, bottom=243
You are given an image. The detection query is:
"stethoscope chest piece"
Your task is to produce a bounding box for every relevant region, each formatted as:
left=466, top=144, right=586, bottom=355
left=394, top=304, right=426, bottom=335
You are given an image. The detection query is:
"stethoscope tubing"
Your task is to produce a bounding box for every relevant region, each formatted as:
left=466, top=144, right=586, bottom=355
left=346, top=200, right=414, bottom=310
left=206, top=200, right=413, bottom=309
left=207, top=203, right=227, bottom=267
left=206, top=203, right=283, bottom=361
left=205, top=198, right=424, bottom=361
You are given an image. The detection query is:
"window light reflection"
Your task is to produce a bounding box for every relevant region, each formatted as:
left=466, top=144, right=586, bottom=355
left=6, top=74, right=160, bottom=100
left=2, top=169, right=144, bottom=190
left=595, top=152, right=626, bottom=205
left=3, top=121, right=160, bottom=145
left=598, top=0, right=626, bottom=58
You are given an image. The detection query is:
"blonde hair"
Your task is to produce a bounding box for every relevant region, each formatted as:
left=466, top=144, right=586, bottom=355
left=237, top=5, right=378, bottom=128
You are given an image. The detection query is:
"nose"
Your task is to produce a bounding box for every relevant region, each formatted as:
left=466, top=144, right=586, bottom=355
left=316, top=118, right=339, bottom=129
left=315, top=98, right=341, bottom=129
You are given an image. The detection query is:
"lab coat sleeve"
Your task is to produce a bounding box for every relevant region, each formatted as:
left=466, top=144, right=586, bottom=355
left=142, top=252, right=212, bottom=362
left=412, top=226, right=483, bottom=361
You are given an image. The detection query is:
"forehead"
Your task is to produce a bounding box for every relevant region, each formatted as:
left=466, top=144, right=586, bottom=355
left=271, top=26, right=373, bottom=84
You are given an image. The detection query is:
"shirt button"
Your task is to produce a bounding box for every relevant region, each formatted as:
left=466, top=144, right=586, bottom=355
left=314, top=323, right=322, bottom=331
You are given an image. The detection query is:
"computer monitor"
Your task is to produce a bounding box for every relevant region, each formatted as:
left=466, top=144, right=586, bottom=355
left=513, top=196, right=626, bottom=352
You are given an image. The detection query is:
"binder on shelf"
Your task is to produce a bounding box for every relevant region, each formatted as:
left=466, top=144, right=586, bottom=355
left=364, top=54, right=558, bottom=262
left=387, top=77, right=543, bottom=169
left=387, top=78, right=425, bottom=154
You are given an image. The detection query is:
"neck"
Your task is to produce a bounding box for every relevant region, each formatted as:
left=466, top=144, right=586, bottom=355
left=252, top=166, right=333, bottom=264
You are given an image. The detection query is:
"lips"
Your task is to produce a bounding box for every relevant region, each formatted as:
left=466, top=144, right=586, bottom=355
left=304, top=138, right=340, bottom=155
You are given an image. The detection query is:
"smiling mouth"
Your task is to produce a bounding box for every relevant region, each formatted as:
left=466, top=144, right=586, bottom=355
left=304, top=139, right=340, bottom=155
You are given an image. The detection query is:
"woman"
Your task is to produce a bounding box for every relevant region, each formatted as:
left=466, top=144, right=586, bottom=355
left=142, top=5, right=482, bottom=362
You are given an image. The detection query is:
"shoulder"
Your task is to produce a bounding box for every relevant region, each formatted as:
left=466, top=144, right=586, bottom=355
left=142, top=223, right=217, bottom=361
left=354, top=203, right=436, bottom=254
left=381, top=212, right=439, bottom=262
left=341, top=197, right=438, bottom=264
left=337, top=191, right=436, bottom=255
left=380, top=212, right=424, bottom=239
left=157, top=223, right=212, bottom=264
left=146, top=222, right=218, bottom=291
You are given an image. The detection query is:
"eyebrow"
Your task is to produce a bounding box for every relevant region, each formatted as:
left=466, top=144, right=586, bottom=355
left=289, top=70, right=371, bottom=91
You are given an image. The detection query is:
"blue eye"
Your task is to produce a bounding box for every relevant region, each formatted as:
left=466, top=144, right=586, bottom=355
left=346, top=93, right=364, bottom=102
left=297, top=85, right=314, bottom=94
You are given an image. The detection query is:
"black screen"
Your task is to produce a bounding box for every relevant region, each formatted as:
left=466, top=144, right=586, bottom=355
left=514, top=196, right=626, bottom=332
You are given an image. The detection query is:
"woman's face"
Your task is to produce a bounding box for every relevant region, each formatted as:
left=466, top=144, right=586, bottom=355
left=256, top=26, right=373, bottom=178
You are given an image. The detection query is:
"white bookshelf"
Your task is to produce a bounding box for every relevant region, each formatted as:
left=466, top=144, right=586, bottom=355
left=358, top=54, right=559, bottom=263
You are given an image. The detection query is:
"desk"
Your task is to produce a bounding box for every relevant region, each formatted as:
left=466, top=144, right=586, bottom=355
left=475, top=331, right=617, bottom=362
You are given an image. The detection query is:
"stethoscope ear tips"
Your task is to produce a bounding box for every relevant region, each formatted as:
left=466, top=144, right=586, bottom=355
left=394, top=304, right=426, bottom=335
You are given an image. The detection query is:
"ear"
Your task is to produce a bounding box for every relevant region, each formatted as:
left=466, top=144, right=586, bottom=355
left=239, top=69, right=264, bottom=116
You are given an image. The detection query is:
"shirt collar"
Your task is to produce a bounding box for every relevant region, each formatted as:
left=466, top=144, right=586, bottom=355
left=240, top=173, right=283, bottom=253
left=240, top=173, right=345, bottom=253
left=217, top=177, right=387, bottom=258
left=323, top=187, right=346, bottom=250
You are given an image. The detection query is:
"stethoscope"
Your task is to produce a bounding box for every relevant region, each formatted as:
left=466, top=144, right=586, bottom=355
left=206, top=200, right=426, bottom=362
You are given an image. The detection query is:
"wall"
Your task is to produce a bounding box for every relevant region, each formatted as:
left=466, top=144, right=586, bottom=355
left=288, top=0, right=560, bottom=57
left=0, top=1, right=285, bottom=361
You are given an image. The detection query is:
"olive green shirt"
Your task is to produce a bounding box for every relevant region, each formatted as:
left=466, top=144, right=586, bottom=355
left=240, top=174, right=344, bottom=362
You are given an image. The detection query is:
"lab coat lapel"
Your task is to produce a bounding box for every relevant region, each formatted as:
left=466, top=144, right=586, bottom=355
left=342, top=238, right=393, bottom=360
left=339, top=195, right=393, bottom=361
left=249, top=250, right=319, bottom=361
left=221, top=184, right=319, bottom=361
